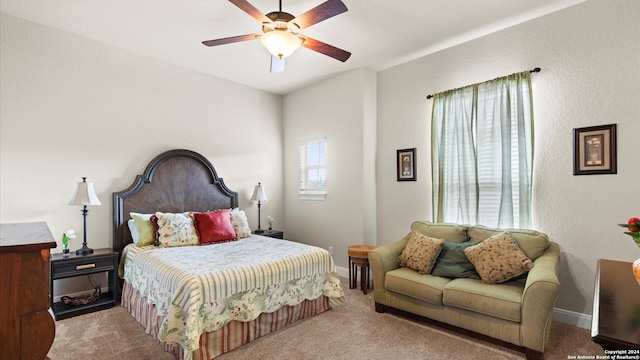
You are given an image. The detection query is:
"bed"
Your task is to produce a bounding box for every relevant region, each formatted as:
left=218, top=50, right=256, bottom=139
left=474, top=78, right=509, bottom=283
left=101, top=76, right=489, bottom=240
left=113, top=149, right=344, bottom=360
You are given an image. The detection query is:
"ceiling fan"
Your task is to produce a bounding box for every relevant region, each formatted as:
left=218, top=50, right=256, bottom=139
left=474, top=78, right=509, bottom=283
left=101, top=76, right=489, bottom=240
left=202, top=0, right=351, bottom=73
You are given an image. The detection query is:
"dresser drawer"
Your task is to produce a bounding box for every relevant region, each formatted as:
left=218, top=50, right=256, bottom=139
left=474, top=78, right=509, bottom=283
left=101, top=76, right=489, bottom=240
left=52, top=255, right=116, bottom=279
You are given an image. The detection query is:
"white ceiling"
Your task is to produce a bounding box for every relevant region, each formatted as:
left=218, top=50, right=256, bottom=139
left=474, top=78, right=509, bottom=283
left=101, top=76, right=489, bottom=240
left=1, top=0, right=586, bottom=95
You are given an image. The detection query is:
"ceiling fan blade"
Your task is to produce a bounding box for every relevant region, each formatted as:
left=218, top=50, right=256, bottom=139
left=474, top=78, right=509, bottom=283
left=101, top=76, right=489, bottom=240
left=301, top=36, right=351, bottom=62
left=270, top=56, right=285, bottom=73
left=291, top=0, right=348, bottom=29
left=228, top=0, right=272, bottom=24
left=202, top=34, right=259, bottom=47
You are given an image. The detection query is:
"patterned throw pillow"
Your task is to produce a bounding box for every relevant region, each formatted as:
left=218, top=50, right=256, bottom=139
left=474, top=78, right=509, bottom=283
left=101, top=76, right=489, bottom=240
left=191, top=210, right=237, bottom=244
left=397, top=231, right=445, bottom=274
left=155, top=212, right=199, bottom=248
left=463, top=232, right=534, bottom=284
left=229, top=208, right=252, bottom=239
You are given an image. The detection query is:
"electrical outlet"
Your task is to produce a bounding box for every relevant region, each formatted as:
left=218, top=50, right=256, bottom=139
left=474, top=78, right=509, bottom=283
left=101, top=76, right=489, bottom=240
left=328, top=246, right=334, bottom=255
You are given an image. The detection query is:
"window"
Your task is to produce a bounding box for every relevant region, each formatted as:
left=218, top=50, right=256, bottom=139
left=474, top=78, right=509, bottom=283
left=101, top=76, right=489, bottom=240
left=431, top=71, right=533, bottom=228
left=299, top=138, right=327, bottom=200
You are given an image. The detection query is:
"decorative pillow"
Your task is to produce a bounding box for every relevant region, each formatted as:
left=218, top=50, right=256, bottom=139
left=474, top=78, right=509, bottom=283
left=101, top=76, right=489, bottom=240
left=397, top=231, right=445, bottom=274
left=150, top=214, right=160, bottom=246
left=431, top=241, right=480, bottom=279
left=467, top=225, right=549, bottom=261
left=191, top=210, right=237, bottom=244
left=155, top=212, right=199, bottom=248
left=127, top=219, right=140, bottom=245
left=463, top=232, right=534, bottom=284
left=130, top=212, right=155, bottom=246
left=229, top=208, right=252, bottom=239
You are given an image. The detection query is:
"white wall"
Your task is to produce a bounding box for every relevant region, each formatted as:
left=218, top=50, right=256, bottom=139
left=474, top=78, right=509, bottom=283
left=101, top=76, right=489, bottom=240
left=0, top=14, right=283, bottom=293
left=375, top=0, right=640, bottom=315
left=283, top=68, right=377, bottom=268
left=3, top=0, right=639, bottom=319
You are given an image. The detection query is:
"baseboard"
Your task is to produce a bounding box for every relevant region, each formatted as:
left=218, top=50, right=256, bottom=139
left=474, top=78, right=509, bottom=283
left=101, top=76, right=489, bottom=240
left=335, top=265, right=349, bottom=279
left=336, top=264, right=593, bottom=330
left=553, top=307, right=592, bottom=329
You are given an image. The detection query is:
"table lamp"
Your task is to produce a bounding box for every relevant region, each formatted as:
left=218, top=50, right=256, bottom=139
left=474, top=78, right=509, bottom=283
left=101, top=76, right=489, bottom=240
left=69, top=177, right=101, bottom=255
left=250, top=182, right=268, bottom=234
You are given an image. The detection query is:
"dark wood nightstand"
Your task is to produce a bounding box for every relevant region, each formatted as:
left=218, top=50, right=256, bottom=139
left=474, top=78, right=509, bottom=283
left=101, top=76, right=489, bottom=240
left=50, top=248, right=119, bottom=320
left=592, top=259, right=640, bottom=350
left=254, top=230, right=284, bottom=239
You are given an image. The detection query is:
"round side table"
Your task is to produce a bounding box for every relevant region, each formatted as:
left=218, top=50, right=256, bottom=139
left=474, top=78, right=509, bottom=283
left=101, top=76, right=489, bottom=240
left=348, top=245, right=376, bottom=294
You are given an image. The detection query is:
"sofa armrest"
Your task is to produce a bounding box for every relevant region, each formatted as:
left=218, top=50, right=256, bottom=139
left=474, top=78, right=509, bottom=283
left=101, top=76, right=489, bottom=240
left=520, top=241, right=560, bottom=352
left=368, top=234, right=410, bottom=303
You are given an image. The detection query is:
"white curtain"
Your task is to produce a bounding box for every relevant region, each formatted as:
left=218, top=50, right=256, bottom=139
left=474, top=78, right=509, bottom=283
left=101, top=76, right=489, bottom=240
left=431, top=71, right=534, bottom=228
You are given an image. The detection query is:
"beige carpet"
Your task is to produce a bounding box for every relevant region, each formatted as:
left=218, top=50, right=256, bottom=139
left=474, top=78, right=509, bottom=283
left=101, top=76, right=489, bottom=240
left=48, top=278, right=605, bottom=360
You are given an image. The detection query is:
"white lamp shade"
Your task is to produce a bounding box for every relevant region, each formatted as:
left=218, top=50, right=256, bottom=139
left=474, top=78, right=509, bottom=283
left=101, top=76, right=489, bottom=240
left=260, top=30, right=302, bottom=58
left=69, top=178, right=102, bottom=206
left=250, top=183, right=268, bottom=202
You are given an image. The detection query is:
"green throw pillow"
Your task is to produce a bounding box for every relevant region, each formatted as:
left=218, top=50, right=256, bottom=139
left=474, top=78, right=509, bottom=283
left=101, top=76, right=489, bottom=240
left=431, top=241, right=480, bottom=279
left=130, top=212, right=155, bottom=246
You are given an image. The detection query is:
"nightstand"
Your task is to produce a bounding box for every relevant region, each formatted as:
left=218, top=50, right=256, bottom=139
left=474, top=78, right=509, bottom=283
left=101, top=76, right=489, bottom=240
left=255, top=230, right=284, bottom=239
left=50, top=248, right=119, bottom=320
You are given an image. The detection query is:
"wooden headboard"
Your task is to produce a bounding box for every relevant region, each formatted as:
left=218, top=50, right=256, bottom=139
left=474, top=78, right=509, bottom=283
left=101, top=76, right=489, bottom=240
left=112, top=149, right=238, bottom=254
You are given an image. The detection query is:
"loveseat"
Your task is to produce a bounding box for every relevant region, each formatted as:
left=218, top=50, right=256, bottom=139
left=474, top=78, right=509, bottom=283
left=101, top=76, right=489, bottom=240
left=368, top=221, right=560, bottom=360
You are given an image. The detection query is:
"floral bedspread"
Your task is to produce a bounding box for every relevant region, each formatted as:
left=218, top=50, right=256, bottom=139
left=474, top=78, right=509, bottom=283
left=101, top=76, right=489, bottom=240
left=120, top=236, right=344, bottom=355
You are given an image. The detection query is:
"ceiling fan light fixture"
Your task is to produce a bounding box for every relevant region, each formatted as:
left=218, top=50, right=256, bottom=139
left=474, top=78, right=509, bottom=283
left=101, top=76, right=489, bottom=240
left=260, top=30, right=303, bottom=58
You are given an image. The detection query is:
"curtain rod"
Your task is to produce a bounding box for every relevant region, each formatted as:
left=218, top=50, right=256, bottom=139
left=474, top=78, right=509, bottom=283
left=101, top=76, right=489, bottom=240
left=426, top=67, right=541, bottom=99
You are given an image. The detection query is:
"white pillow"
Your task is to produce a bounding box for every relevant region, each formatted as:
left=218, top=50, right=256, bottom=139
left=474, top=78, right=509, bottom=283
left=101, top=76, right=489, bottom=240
left=127, top=219, right=140, bottom=245
left=229, top=208, right=252, bottom=238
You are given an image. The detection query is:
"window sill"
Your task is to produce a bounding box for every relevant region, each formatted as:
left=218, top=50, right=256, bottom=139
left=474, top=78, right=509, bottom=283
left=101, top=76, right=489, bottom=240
left=298, top=191, right=326, bottom=201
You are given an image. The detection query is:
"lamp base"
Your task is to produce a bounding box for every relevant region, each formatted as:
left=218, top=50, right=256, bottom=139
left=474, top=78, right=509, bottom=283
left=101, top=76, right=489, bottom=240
left=76, top=245, right=94, bottom=256
left=254, top=228, right=264, bottom=234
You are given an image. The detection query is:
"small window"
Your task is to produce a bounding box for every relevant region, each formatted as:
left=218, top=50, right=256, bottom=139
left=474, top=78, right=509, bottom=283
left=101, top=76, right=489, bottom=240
left=299, top=138, right=327, bottom=200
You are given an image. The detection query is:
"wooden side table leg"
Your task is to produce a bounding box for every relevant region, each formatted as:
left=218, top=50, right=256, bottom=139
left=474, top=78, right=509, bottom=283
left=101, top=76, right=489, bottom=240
left=363, top=263, right=369, bottom=294
left=360, top=263, right=366, bottom=294
left=348, top=256, right=354, bottom=289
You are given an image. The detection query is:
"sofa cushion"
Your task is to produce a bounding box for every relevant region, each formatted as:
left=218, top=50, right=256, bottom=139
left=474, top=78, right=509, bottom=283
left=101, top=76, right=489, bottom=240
left=431, top=241, right=480, bottom=279
left=411, top=221, right=469, bottom=243
left=468, top=225, right=549, bottom=260
left=397, top=232, right=445, bottom=274
left=443, top=278, right=524, bottom=322
left=464, top=232, right=534, bottom=284
left=386, top=267, right=451, bottom=305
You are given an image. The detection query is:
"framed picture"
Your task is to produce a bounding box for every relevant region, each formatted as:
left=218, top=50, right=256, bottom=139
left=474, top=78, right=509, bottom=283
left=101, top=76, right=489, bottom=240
left=573, top=124, right=617, bottom=175
left=397, top=148, right=416, bottom=181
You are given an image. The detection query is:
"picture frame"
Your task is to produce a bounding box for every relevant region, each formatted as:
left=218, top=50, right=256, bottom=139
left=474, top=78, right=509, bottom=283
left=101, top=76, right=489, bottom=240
left=397, top=148, right=416, bottom=181
left=573, top=124, right=617, bottom=175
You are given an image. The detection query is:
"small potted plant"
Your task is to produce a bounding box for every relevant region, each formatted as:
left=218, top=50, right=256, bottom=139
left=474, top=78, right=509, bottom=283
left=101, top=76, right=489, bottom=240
left=62, top=229, right=76, bottom=255
left=268, top=216, right=274, bottom=230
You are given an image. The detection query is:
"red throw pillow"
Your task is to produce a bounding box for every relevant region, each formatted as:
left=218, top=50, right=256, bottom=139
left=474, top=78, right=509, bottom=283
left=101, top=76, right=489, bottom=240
left=192, top=211, right=237, bottom=244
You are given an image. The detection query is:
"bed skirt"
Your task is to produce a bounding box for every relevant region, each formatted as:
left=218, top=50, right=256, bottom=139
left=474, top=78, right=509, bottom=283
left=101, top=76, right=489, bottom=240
left=121, top=280, right=331, bottom=359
